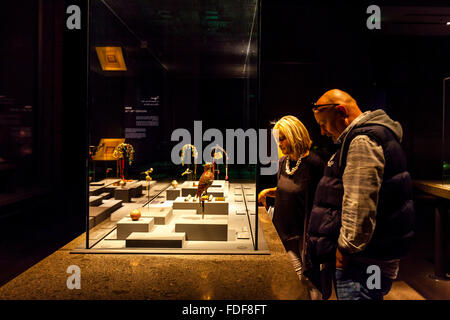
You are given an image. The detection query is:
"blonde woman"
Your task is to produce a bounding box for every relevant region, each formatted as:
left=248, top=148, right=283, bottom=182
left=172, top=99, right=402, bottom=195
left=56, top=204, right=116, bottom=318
left=258, top=115, right=324, bottom=281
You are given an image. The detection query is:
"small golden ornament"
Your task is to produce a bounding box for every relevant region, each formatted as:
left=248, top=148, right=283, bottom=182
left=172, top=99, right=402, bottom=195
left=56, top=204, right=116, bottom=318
left=130, top=209, right=141, bottom=221
left=119, top=180, right=126, bottom=188
left=171, top=180, right=178, bottom=188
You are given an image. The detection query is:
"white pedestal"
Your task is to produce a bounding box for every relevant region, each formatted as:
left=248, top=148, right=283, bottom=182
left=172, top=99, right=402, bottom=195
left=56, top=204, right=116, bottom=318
left=172, top=196, right=229, bottom=215
left=180, top=180, right=227, bottom=197
left=116, top=217, right=154, bottom=240
left=175, top=215, right=228, bottom=241
left=126, top=232, right=185, bottom=248
left=166, top=188, right=181, bottom=200
left=140, top=206, right=173, bottom=225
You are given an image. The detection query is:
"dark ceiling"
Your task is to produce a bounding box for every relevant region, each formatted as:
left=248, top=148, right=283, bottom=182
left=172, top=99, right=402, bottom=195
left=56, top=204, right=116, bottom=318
left=96, top=0, right=258, bottom=78
left=92, top=1, right=450, bottom=79
left=381, top=6, right=450, bottom=36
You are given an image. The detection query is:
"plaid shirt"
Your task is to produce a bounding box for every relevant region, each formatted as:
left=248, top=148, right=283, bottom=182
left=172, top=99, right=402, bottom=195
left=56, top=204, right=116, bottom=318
left=335, top=112, right=400, bottom=279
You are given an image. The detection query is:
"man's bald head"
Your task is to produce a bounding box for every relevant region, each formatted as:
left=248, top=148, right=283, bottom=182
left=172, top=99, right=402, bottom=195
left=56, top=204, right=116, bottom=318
left=313, top=89, right=363, bottom=141
left=316, top=89, right=361, bottom=118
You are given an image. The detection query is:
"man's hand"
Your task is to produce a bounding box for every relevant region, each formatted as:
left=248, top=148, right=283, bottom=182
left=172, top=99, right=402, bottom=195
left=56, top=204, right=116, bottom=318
left=336, top=247, right=349, bottom=270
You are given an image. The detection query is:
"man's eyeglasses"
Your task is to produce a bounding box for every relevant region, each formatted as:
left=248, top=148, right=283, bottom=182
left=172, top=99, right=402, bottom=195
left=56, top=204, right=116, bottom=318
left=312, top=103, right=339, bottom=112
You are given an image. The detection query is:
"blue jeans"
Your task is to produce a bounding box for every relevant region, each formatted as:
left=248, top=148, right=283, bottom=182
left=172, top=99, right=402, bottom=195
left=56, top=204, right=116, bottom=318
left=335, top=262, right=393, bottom=300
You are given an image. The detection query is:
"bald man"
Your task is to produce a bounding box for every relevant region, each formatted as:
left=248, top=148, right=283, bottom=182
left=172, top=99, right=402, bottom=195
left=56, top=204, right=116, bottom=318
left=304, top=89, right=415, bottom=300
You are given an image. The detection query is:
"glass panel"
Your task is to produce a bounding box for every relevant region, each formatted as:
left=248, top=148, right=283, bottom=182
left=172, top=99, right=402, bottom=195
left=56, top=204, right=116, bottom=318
left=443, top=78, right=450, bottom=185
left=85, top=0, right=263, bottom=253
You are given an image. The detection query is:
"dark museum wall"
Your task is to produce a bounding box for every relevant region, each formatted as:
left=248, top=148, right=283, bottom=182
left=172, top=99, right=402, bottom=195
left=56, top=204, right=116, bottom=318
left=258, top=0, right=449, bottom=192
left=0, top=0, right=87, bottom=285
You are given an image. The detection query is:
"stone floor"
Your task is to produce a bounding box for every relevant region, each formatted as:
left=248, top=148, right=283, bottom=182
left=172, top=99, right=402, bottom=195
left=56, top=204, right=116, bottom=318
left=0, top=189, right=448, bottom=300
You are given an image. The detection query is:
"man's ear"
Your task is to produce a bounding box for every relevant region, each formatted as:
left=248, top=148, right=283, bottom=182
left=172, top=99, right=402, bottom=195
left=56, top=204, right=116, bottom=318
left=335, top=105, right=348, bottom=117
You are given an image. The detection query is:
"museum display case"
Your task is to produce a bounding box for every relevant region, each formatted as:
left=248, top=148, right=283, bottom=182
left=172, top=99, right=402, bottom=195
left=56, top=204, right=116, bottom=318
left=76, top=0, right=266, bottom=254
left=443, top=77, right=450, bottom=185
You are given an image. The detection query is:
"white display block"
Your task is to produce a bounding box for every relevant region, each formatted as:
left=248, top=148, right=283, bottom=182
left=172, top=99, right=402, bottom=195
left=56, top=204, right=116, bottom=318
left=175, top=215, right=228, bottom=241
left=180, top=180, right=227, bottom=197
left=172, top=196, right=229, bottom=215
left=166, top=188, right=181, bottom=200
left=182, top=180, right=226, bottom=188
left=116, top=217, right=154, bottom=240
left=140, top=206, right=173, bottom=225
left=89, top=195, right=103, bottom=206
left=181, top=187, right=225, bottom=198
left=126, top=232, right=186, bottom=248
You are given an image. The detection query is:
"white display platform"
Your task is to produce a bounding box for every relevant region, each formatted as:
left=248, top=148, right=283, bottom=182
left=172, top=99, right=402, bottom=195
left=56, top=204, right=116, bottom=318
left=140, top=206, right=173, bottom=224
left=175, top=214, right=228, bottom=241
left=172, top=196, right=229, bottom=214
left=116, top=217, right=154, bottom=239
left=180, top=180, right=228, bottom=197
left=182, top=180, right=226, bottom=189
left=126, top=232, right=186, bottom=248
left=166, top=187, right=181, bottom=200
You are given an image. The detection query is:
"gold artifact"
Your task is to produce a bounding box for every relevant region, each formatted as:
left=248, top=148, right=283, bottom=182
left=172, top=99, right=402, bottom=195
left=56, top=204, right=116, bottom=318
left=181, top=168, right=192, bottom=177
left=180, top=144, right=198, bottom=178
left=119, top=180, right=126, bottom=188
left=185, top=194, right=192, bottom=202
left=211, top=144, right=229, bottom=181
left=142, top=168, right=153, bottom=181
left=130, top=209, right=141, bottom=221
left=171, top=180, right=178, bottom=188
left=215, top=197, right=225, bottom=201
left=113, top=142, right=135, bottom=165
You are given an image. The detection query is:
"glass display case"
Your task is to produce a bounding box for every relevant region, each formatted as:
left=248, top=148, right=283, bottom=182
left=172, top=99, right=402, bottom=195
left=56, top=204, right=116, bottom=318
left=77, top=0, right=265, bottom=254
left=443, top=77, right=450, bottom=185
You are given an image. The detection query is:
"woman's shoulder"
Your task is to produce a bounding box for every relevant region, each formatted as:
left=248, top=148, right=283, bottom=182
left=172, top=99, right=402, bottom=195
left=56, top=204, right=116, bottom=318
left=305, top=150, right=325, bottom=169
left=279, top=155, right=287, bottom=163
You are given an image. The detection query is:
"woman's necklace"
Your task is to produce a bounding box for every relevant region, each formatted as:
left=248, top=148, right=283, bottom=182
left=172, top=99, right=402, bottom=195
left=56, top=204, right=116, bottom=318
left=285, top=156, right=302, bottom=175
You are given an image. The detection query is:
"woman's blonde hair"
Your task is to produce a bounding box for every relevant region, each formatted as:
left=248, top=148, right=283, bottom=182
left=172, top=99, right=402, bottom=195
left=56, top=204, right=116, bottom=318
left=273, top=115, right=312, bottom=159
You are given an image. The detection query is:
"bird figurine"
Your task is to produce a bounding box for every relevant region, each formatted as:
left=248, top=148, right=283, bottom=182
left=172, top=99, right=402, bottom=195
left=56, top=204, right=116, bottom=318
left=197, top=163, right=214, bottom=219
left=196, top=162, right=214, bottom=198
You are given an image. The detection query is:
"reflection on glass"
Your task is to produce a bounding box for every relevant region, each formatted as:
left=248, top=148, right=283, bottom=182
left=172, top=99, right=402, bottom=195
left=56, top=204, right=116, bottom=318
left=443, top=77, right=450, bottom=185
left=85, top=0, right=263, bottom=254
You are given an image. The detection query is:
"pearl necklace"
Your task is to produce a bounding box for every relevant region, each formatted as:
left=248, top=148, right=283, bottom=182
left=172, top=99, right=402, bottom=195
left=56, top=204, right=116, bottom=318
left=285, top=157, right=302, bottom=175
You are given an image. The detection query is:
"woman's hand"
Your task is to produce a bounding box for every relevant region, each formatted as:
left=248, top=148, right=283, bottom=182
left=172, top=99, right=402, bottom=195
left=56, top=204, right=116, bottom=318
left=258, top=187, right=276, bottom=209
left=258, top=189, right=268, bottom=209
